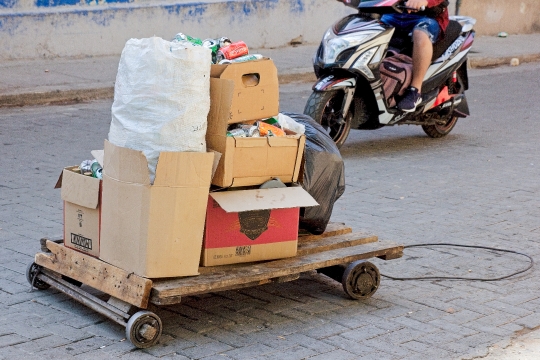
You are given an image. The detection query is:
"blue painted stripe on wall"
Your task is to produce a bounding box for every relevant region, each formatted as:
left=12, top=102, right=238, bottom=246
left=0, top=0, right=17, bottom=8
left=36, top=0, right=132, bottom=7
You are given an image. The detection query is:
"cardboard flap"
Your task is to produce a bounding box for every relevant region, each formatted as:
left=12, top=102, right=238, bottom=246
left=210, top=186, right=319, bottom=212
left=208, top=78, right=235, bottom=133
left=267, top=136, right=303, bottom=147
left=153, top=151, right=215, bottom=187
left=60, top=169, right=100, bottom=209
left=103, top=140, right=151, bottom=185
left=91, top=150, right=104, bottom=167
left=234, top=137, right=268, bottom=148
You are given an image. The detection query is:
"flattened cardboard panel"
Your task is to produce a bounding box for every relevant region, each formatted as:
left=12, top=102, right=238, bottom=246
left=153, top=152, right=214, bottom=187
left=103, top=140, right=150, bottom=185
left=210, top=186, right=318, bottom=213
left=202, top=240, right=297, bottom=266
left=60, top=169, right=100, bottom=209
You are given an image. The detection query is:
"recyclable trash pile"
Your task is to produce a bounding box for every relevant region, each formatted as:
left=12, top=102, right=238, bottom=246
left=57, top=33, right=345, bottom=280
left=226, top=113, right=305, bottom=138
left=172, top=33, right=263, bottom=64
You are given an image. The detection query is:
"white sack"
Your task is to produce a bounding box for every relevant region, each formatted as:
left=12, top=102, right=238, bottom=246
left=109, top=37, right=211, bottom=183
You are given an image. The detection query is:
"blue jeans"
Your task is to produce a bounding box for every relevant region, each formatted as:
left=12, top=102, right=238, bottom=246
left=381, top=13, right=441, bottom=43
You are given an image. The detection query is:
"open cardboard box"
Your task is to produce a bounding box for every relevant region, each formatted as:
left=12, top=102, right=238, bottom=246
left=207, top=59, right=304, bottom=188
left=201, top=185, right=318, bottom=266
left=55, top=166, right=102, bottom=257
left=210, top=58, right=279, bottom=124
left=99, top=140, right=215, bottom=278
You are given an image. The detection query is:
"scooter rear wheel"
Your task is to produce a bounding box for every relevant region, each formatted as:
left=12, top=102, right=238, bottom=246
left=422, top=116, right=458, bottom=138
left=304, top=90, right=352, bottom=148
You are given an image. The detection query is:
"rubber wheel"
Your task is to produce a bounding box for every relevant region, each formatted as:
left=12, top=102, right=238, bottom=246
left=422, top=116, right=458, bottom=138
left=342, top=260, right=380, bottom=300
left=126, top=311, right=162, bottom=349
left=304, top=90, right=352, bottom=148
left=422, top=70, right=465, bottom=138
left=26, top=262, right=50, bottom=290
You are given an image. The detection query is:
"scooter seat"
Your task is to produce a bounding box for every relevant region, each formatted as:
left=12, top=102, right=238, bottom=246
left=387, top=20, right=463, bottom=61
left=432, top=20, right=463, bottom=60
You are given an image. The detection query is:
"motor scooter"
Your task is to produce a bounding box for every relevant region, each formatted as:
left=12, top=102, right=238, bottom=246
left=303, top=0, right=476, bottom=147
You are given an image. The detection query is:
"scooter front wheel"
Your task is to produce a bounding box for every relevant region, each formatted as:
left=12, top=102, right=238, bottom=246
left=304, top=90, right=352, bottom=148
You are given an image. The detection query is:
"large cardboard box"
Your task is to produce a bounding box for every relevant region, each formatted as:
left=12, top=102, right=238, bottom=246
left=210, top=58, right=279, bottom=123
left=207, top=60, right=304, bottom=188
left=201, top=186, right=318, bottom=266
left=99, top=140, right=215, bottom=278
left=55, top=167, right=102, bottom=257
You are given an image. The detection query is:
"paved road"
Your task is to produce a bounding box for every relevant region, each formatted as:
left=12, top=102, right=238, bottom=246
left=1, top=62, right=540, bottom=359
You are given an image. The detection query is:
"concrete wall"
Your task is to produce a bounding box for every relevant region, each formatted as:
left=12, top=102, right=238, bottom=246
left=0, top=0, right=354, bottom=60
left=1, top=0, right=539, bottom=60
left=458, top=0, right=540, bottom=36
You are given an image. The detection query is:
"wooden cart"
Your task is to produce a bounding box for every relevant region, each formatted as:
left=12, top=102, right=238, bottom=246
left=27, top=223, right=402, bottom=349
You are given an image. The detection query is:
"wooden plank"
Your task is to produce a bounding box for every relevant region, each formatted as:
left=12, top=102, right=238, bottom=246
left=197, top=230, right=373, bottom=275
left=151, top=274, right=300, bottom=306
left=297, top=232, right=378, bottom=257
left=298, top=222, right=352, bottom=242
left=35, top=240, right=153, bottom=309
left=152, top=240, right=403, bottom=300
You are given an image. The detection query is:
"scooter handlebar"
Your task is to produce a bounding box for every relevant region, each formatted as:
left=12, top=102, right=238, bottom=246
left=357, top=0, right=425, bottom=15
left=397, top=5, right=426, bottom=11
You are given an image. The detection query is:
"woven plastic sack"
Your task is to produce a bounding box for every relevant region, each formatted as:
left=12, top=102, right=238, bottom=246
left=282, top=112, right=345, bottom=235
left=109, top=37, right=211, bottom=183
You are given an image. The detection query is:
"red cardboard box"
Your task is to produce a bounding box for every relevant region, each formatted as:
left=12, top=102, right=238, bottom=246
left=201, top=186, right=318, bottom=266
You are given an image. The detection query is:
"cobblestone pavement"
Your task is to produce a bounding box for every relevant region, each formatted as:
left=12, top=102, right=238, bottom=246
left=1, top=62, right=540, bottom=359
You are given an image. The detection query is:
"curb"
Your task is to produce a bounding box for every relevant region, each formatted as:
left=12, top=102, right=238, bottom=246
left=469, top=54, right=540, bottom=68
left=1, top=54, right=539, bottom=108
left=0, top=88, right=114, bottom=108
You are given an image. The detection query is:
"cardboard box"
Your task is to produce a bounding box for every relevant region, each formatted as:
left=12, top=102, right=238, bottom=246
left=210, top=58, right=279, bottom=124
left=99, top=140, right=215, bottom=278
left=55, top=166, right=102, bottom=257
left=201, top=186, right=318, bottom=266
left=207, top=58, right=305, bottom=188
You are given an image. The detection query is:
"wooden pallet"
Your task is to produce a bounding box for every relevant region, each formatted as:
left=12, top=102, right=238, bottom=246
left=32, top=222, right=403, bottom=349
left=35, top=223, right=402, bottom=309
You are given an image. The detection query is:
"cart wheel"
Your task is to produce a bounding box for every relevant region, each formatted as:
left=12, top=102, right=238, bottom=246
left=26, top=262, right=50, bottom=290
left=342, top=260, right=380, bottom=300
left=126, top=311, right=162, bottom=349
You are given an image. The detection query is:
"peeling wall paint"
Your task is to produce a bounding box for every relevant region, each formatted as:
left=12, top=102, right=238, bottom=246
left=0, top=0, right=354, bottom=60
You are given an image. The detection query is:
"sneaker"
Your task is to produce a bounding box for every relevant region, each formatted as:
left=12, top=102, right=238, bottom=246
left=397, top=86, right=422, bottom=112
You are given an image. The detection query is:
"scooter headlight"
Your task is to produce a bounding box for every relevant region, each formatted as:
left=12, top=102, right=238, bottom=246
left=322, top=29, right=378, bottom=64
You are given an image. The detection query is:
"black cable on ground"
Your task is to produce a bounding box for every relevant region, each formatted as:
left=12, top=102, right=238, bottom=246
left=381, top=243, right=534, bottom=281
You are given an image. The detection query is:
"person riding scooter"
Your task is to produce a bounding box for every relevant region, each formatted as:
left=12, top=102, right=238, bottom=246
left=380, top=0, right=449, bottom=112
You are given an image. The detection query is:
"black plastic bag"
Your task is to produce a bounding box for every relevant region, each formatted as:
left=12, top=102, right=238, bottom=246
left=282, top=113, right=345, bottom=235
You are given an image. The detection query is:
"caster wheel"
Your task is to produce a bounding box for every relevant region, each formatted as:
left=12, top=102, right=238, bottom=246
left=126, top=311, right=162, bottom=349
left=26, top=262, right=50, bottom=290
left=342, top=260, right=380, bottom=300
